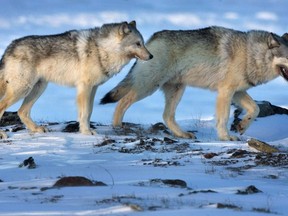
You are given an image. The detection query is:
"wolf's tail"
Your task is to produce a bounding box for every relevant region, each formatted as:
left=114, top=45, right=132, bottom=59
left=100, top=64, right=135, bottom=104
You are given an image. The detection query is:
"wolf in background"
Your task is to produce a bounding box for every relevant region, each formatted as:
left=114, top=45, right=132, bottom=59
left=0, top=21, right=153, bottom=138
left=101, top=26, right=288, bottom=141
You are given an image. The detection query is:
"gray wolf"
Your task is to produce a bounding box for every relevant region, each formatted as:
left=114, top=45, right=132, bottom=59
left=101, top=26, right=288, bottom=141
left=0, top=21, right=153, bottom=138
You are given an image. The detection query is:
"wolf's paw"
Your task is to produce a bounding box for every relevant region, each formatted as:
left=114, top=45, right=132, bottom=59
left=234, top=117, right=254, bottom=135
left=0, top=130, right=8, bottom=139
left=80, top=128, right=97, bottom=136
left=219, top=135, right=240, bottom=141
left=229, top=135, right=240, bottom=141
left=177, top=131, right=196, bottom=139
left=31, top=126, right=49, bottom=133
left=112, top=122, right=122, bottom=128
left=235, top=122, right=248, bottom=135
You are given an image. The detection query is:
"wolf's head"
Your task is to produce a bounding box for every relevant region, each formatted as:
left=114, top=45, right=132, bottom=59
left=268, top=33, right=288, bottom=81
left=117, top=21, right=153, bottom=61
left=100, top=21, right=153, bottom=61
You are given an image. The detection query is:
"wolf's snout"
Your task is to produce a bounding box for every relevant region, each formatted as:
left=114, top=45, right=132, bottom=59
left=138, top=52, right=153, bottom=61
left=279, top=65, right=288, bottom=81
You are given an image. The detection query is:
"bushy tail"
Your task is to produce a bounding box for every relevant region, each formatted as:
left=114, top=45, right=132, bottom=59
left=100, top=64, right=135, bottom=104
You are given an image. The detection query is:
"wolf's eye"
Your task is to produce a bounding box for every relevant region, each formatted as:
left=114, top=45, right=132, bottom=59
left=136, top=42, right=141, bottom=47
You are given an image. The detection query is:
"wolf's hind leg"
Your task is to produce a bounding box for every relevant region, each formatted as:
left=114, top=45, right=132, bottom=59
left=0, top=109, right=8, bottom=139
left=162, top=83, right=195, bottom=139
left=113, top=90, right=137, bottom=127
left=0, top=84, right=32, bottom=138
left=232, top=91, right=259, bottom=134
left=18, top=80, right=48, bottom=133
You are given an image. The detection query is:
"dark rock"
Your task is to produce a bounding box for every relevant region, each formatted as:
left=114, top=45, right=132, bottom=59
left=151, top=122, right=167, bottom=131
left=96, top=139, right=116, bottom=147
left=53, top=176, right=107, bottom=187
left=257, top=101, right=276, bottom=117
left=255, top=153, right=288, bottom=166
left=230, top=149, right=249, bottom=158
left=62, top=121, right=96, bottom=133
left=203, top=153, right=218, bottom=159
left=122, top=122, right=141, bottom=127
left=150, top=178, right=187, bottom=188
left=11, top=125, right=25, bottom=132
left=161, top=179, right=187, bottom=188
left=217, top=203, right=242, bottom=210
left=188, top=189, right=217, bottom=194
left=257, top=101, right=288, bottom=117
left=163, top=137, right=177, bottom=144
left=231, top=101, right=288, bottom=132
left=236, top=185, right=262, bottom=195
left=19, top=157, right=36, bottom=169
left=0, top=111, right=22, bottom=126
left=233, top=100, right=288, bottom=119
left=149, top=122, right=172, bottom=135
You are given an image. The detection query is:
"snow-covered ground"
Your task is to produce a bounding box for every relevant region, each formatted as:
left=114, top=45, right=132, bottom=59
left=0, top=0, right=288, bottom=215
left=1, top=117, right=288, bottom=216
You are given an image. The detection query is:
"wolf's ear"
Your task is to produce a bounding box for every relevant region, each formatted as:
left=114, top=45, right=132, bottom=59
left=282, top=33, right=288, bottom=41
left=129, top=21, right=136, bottom=28
left=119, top=22, right=131, bottom=36
left=268, top=33, right=281, bottom=49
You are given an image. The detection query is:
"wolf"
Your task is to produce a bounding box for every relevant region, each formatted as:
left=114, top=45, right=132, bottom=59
left=101, top=26, right=288, bottom=141
left=0, top=21, right=153, bottom=138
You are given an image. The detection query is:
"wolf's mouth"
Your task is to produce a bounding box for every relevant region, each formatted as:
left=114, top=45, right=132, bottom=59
left=279, top=65, right=288, bottom=81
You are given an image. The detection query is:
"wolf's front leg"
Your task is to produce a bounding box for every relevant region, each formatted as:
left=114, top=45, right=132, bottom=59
left=18, top=80, right=49, bottom=133
left=232, top=91, right=260, bottom=134
left=216, top=89, right=238, bottom=141
left=162, top=83, right=195, bottom=139
left=77, top=84, right=97, bottom=135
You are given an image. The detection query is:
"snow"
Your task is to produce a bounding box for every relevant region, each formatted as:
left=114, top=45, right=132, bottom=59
left=0, top=0, right=288, bottom=215
left=1, top=118, right=288, bottom=215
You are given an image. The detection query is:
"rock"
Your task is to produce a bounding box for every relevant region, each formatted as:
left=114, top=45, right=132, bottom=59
left=53, top=176, right=107, bottom=187
left=0, top=111, right=22, bottom=126
left=150, top=178, right=187, bottom=188
left=236, top=185, right=262, bottom=195
left=19, top=157, right=36, bottom=169
left=216, top=203, right=242, bottom=210
left=62, top=121, right=96, bottom=133
left=230, top=149, right=249, bottom=158
left=257, top=101, right=276, bottom=117
left=231, top=101, right=288, bottom=132
left=233, top=100, right=288, bottom=118
left=203, top=152, right=218, bottom=159
left=149, top=122, right=171, bottom=135
left=95, top=139, right=116, bottom=147
left=255, top=153, right=288, bottom=166
left=248, top=139, right=279, bottom=153
left=161, top=179, right=187, bottom=188
left=151, top=122, right=167, bottom=131
left=163, top=137, right=177, bottom=144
